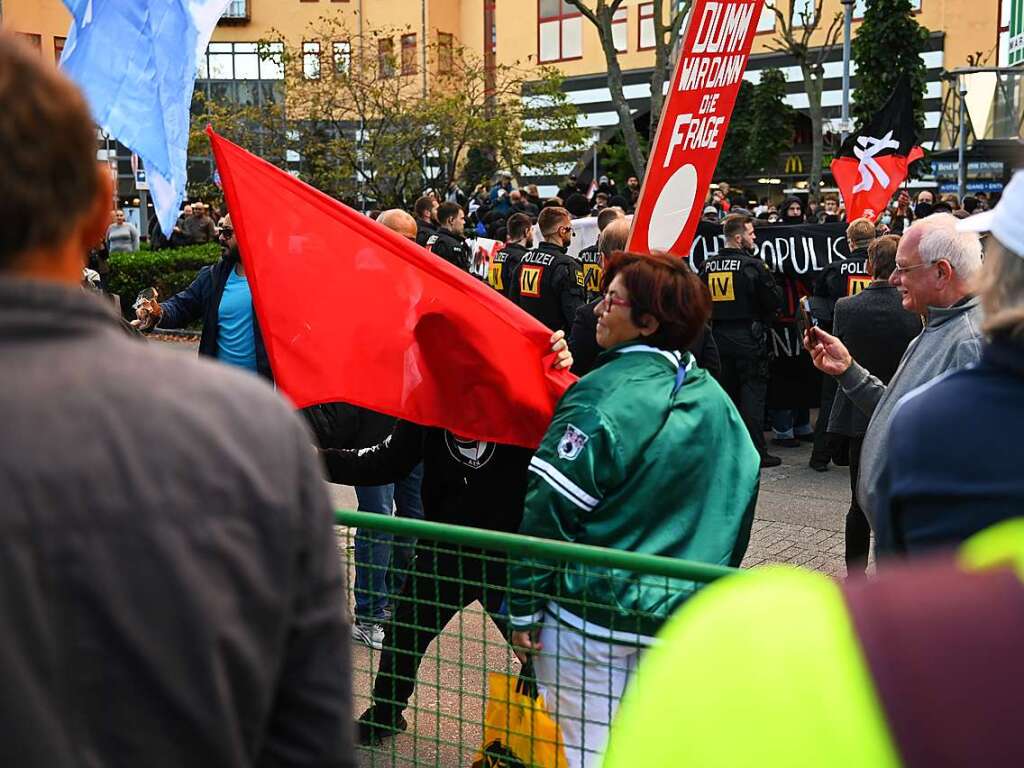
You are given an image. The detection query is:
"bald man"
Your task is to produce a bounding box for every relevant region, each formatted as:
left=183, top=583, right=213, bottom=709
left=304, top=205, right=427, bottom=650
left=378, top=208, right=418, bottom=241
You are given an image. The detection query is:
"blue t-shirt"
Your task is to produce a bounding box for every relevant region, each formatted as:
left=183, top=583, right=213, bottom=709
left=216, top=269, right=257, bottom=372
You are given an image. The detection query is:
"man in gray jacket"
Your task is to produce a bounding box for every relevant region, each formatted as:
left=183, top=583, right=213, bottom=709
left=0, top=33, right=353, bottom=767
left=805, top=214, right=983, bottom=537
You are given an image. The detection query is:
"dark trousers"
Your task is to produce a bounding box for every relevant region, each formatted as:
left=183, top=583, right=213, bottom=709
left=845, top=436, right=871, bottom=574
left=810, top=376, right=837, bottom=464
left=371, top=546, right=508, bottom=718
left=717, top=351, right=769, bottom=458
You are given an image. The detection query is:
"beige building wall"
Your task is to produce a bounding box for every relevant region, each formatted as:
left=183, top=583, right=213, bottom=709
left=2, top=1, right=1000, bottom=84
left=1, top=0, right=72, bottom=64
left=484, top=0, right=1000, bottom=75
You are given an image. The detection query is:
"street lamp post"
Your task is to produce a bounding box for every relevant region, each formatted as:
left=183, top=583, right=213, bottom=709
left=840, top=0, right=854, bottom=144
left=958, top=75, right=968, bottom=200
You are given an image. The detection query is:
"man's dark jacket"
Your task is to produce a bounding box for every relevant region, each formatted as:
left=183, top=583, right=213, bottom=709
left=876, top=337, right=1024, bottom=556
left=828, top=282, right=922, bottom=437
left=568, top=298, right=721, bottom=378
left=416, top=218, right=437, bottom=247
left=157, top=258, right=272, bottom=380
left=0, top=278, right=352, bottom=767
left=322, top=420, right=531, bottom=533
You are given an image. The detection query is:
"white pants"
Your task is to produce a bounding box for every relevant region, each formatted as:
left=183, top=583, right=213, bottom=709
left=533, top=613, right=642, bottom=768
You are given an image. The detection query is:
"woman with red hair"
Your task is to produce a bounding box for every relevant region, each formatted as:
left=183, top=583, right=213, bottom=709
left=507, top=251, right=761, bottom=768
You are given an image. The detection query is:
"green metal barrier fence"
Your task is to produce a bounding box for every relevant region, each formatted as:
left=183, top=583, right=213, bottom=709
left=334, top=509, right=741, bottom=768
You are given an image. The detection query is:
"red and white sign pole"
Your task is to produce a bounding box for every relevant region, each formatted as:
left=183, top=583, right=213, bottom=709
left=627, top=0, right=764, bottom=256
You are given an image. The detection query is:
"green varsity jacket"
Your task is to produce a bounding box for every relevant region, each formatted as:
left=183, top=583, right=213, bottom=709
left=508, top=342, right=759, bottom=643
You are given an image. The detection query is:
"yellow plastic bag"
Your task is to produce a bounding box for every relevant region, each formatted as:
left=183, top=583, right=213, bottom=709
left=473, top=664, right=568, bottom=768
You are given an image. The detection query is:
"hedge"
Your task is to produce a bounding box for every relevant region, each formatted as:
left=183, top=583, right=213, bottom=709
left=108, top=243, right=221, bottom=319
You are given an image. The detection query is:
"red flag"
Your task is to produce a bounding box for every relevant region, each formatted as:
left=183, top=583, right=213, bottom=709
left=207, top=128, right=575, bottom=449
left=628, top=0, right=764, bottom=256
left=831, top=77, right=924, bottom=222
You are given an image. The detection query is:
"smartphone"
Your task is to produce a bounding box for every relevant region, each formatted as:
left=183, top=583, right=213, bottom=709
left=796, top=296, right=819, bottom=341
left=133, top=286, right=157, bottom=311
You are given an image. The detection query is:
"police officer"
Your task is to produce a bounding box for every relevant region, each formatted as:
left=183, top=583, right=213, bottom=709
left=577, top=206, right=625, bottom=302
left=700, top=213, right=783, bottom=468
left=508, top=206, right=584, bottom=333
left=487, top=212, right=532, bottom=296
left=813, top=217, right=873, bottom=325
left=413, top=195, right=438, bottom=247
left=808, top=217, right=873, bottom=471
left=426, top=202, right=470, bottom=272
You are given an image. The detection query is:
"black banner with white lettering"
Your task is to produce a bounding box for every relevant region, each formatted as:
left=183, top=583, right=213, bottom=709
left=690, top=220, right=850, bottom=409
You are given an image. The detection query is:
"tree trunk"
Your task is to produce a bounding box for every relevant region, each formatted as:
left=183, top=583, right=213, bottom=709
left=601, top=31, right=647, bottom=176
left=804, top=63, right=824, bottom=205
left=648, top=0, right=689, bottom=138
left=566, top=0, right=646, bottom=176
left=648, top=0, right=669, bottom=136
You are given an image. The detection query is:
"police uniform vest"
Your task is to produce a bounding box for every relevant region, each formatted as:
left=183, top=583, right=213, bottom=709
left=415, top=219, right=437, bottom=247
left=426, top=229, right=470, bottom=272
left=487, top=242, right=527, bottom=296
left=700, top=247, right=777, bottom=323
left=508, top=241, right=584, bottom=333
left=816, top=246, right=871, bottom=303
left=578, top=244, right=604, bottom=302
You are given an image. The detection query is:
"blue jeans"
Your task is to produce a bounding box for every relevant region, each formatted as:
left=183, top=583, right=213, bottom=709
left=353, top=463, right=424, bottom=622
left=770, top=409, right=812, bottom=439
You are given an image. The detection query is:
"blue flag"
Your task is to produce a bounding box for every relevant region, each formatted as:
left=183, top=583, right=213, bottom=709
left=60, top=0, right=230, bottom=235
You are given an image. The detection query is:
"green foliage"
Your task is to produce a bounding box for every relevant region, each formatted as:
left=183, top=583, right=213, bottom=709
left=852, top=0, right=929, bottom=131
left=460, top=146, right=500, bottom=191
left=206, top=16, right=588, bottom=209
left=717, top=68, right=795, bottom=181
left=598, top=130, right=649, bottom=185
left=107, top=243, right=222, bottom=317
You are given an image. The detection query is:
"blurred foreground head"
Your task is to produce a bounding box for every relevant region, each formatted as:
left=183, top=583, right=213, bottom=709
left=0, top=32, right=110, bottom=281
left=378, top=208, right=418, bottom=241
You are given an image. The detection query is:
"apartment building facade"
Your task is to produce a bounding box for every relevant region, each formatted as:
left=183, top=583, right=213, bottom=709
left=3, top=0, right=1015, bottom=200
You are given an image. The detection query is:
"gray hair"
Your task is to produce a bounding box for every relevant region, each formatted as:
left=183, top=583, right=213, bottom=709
left=598, top=218, right=629, bottom=258
left=911, top=213, right=982, bottom=280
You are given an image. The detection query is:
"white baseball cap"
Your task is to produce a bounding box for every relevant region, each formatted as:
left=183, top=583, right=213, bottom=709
left=957, top=171, right=1024, bottom=256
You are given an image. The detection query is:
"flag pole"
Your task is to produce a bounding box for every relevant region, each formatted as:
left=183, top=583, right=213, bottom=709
left=840, top=0, right=853, bottom=144
left=958, top=74, right=968, bottom=200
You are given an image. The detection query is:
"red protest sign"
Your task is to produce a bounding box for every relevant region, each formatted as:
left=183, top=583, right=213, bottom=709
left=627, top=0, right=764, bottom=256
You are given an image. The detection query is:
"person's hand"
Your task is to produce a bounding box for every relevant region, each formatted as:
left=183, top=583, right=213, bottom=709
left=549, top=330, right=573, bottom=370
left=511, top=629, right=542, bottom=665
left=135, top=298, right=162, bottom=329
left=803, top=327, right=853, bottom=376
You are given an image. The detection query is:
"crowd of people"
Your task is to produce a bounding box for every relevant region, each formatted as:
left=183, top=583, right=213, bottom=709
left=3, top=28, right=1023, bottom=768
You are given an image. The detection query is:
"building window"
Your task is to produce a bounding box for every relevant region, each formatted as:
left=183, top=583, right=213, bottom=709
left=303, top=41, right=321, bottom=80
left=333, top=41, right=351, bottom=74
left=853, top=0, right=921, bottom=17
left=223, top=0, right=248, bottom=18
left=401, top=33, right=417, bottom=76
left=611, top=6, right=627, bottom=52
left=54, top=36, right=66, bottom=64
left=378, top=37, right=395, bottom=77
left=17, top=33, right=42, bottom=50
left=638, top=3, right=656, bottom=50
left=438, top=32, right=454, bottom=73
left=756, top=4, right=775, bottom=33
left=538, top=0, right=582, bottom=63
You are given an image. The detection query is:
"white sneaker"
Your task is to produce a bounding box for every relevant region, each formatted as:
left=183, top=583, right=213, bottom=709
left=352, top=622, right=384, bottom=651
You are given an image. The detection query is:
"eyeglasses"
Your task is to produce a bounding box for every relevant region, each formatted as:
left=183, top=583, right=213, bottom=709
left=892, top=260, right=931, bottom=276
left=219, top=228, right=234, bottom=238
left=599, top=292, right=631, bottom=311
